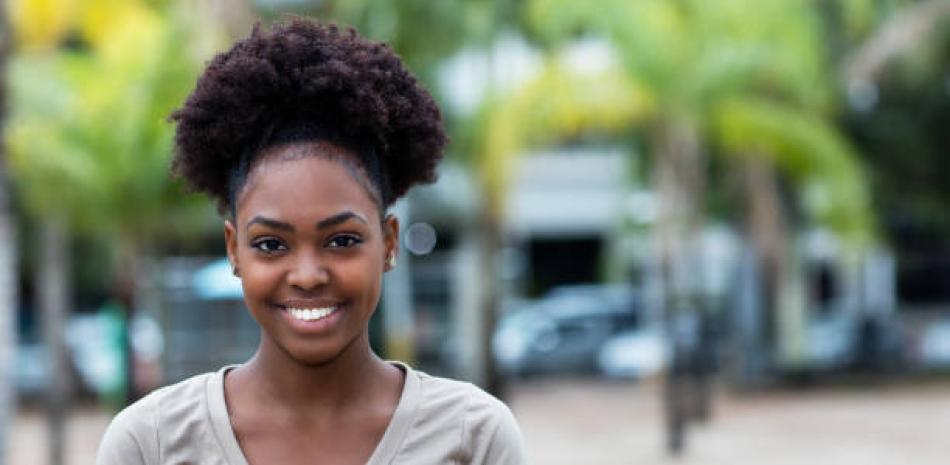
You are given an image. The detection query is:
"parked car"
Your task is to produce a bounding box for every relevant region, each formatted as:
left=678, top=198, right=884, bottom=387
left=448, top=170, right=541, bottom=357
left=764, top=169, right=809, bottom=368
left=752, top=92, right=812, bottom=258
left=492, top=284, right=644, bottom=376
left=801, top=311, right=859, bottom=371
left=918, top=317, right=950, bottom=368
left=596, top=326, right=668, bottom=379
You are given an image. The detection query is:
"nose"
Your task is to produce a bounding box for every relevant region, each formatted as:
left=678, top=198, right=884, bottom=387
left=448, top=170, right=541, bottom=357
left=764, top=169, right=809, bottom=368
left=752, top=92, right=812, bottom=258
left=286, top=250, right=330, bottom=291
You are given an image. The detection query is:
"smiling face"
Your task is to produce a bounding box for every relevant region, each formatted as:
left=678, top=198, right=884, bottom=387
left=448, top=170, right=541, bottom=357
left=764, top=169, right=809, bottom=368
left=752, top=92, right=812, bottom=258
left=224, top=143, right=398, bottom=367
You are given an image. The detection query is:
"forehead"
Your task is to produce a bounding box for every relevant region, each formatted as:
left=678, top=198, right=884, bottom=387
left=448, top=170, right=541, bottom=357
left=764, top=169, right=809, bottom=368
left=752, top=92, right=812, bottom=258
left=235, top=148, right=381, bottom=224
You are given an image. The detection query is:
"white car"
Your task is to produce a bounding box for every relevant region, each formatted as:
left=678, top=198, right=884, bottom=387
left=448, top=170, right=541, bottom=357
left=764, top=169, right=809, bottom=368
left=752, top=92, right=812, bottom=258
left=596, top=327, right=668, bottom=380
left=919, top=318, right=950, bottom=368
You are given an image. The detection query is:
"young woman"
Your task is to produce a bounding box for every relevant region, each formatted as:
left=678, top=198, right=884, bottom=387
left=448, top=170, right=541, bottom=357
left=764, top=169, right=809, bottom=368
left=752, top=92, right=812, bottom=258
left=96, top=18, right=525, bottom=465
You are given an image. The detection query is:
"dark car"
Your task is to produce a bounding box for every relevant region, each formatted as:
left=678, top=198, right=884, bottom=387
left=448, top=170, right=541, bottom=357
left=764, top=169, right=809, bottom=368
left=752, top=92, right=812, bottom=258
left=492, top=284, right=642, bottom=376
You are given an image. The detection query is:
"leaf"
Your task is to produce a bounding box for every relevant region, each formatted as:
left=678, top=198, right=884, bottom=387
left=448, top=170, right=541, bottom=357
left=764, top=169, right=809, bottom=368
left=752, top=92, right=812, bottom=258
left=474, top=56, right=652, bottom=214
left=712, top=96, right=875, bottom=244
left=9, top=0, right=81, bottom=50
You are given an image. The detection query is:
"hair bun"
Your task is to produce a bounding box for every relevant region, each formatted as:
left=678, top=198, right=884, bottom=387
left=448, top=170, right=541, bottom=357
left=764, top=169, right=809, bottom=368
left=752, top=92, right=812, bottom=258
left=170, top=17, right=447, bottom=212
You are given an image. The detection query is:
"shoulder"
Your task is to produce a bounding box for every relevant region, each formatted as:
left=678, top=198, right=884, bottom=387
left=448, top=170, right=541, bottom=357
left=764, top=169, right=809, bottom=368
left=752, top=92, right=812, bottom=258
left=413, top=370, right=517, bottom=426
left=96, top=371, right=217, bottom=465
left=411, top=370, right=526, bottom=464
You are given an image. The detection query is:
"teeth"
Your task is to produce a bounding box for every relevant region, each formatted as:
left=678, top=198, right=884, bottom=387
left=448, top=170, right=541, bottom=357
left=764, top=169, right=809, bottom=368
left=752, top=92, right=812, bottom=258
left=288, top=306, right=337, bottom=322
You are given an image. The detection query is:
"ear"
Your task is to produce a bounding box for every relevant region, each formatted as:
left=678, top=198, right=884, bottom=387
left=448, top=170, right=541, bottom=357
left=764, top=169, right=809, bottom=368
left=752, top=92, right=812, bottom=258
left=382, top=214, right=400, bottom=272
left=224, top=220, right=240, bottom=276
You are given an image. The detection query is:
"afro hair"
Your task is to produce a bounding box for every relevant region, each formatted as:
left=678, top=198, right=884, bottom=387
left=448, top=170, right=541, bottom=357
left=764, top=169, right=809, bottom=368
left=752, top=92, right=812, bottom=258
left=170, top=18, right=447, bottom=213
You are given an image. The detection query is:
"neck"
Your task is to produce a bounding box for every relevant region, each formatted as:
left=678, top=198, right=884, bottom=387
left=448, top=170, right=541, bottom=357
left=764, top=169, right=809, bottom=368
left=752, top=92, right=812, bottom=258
left=234, top=331, right=399, bottom=414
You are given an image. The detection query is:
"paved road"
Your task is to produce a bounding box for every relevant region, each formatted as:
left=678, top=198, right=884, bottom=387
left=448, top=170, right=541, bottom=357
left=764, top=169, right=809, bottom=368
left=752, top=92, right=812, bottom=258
left=12, top=378, right=950, bottom=464
left=13, top=404, right=110, bottom=465
left=509, top=378, right=950, bottom=465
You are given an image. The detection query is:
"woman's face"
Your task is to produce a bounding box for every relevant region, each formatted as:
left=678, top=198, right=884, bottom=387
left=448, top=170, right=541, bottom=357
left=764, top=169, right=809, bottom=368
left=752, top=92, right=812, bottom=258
left=224, top=144, right=398, bottom=366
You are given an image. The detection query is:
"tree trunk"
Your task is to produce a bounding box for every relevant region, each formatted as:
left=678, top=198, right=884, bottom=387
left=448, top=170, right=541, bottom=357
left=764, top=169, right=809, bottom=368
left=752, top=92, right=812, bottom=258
left=653, top=120, right=705, bottom=303
left=741, top=159, right=804, bottom=372
left=0, top=4, right=18, bottom=464
left=743, top=159, right=784, bottom=350
left=116, top=241, right=140, bottom=405
left=39, top=218, right=71, bottom=465
left=652, top=118, right=705, bottom=455
left=477, top=210, right=505, bottom=398
left=843, top=0, right=950, bottom=86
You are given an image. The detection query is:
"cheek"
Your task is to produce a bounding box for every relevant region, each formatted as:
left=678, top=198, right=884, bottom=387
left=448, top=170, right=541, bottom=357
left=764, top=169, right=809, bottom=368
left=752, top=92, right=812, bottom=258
left=339, top=255, right=385, bottom=300
left=238, top=259, right=281, bottom=302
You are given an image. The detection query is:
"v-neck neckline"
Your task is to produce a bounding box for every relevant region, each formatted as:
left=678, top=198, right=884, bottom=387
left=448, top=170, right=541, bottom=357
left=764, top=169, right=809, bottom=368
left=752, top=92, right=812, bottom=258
left=206, top=361, right=421, bottom=465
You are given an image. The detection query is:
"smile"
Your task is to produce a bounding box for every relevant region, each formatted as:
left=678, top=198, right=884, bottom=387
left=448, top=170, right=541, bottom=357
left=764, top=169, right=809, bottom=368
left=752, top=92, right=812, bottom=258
left=286, top=306, right=339, bottom=322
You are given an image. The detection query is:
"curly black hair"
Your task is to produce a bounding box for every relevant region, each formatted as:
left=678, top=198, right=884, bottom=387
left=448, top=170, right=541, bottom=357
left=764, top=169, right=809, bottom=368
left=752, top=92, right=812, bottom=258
left=170, top=17, right=447, bottom=215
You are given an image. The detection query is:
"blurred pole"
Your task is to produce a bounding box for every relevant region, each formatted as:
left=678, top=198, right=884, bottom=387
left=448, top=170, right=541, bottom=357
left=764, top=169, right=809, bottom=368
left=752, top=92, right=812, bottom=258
left=39, top=218, right=71, bottom=465
left=453, top=233, right=483, bottom=384
left=452, top=217, right=504, bottom=397
left=0, top=2, right=18, bottom=464
left=382, top=201, right=415, bottom=363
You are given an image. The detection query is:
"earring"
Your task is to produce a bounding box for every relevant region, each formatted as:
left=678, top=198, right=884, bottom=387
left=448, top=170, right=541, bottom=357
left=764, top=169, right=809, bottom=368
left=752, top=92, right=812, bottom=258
left=387, top=254, right=396, bottom=269
left=232, top=265, right=239, bottom=277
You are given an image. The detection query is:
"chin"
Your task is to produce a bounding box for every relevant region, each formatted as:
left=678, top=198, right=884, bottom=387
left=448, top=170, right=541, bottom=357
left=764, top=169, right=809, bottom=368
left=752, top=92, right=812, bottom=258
left=280, top=334, right=364, bottom=367
left=288, top=349, right=345, bottom=367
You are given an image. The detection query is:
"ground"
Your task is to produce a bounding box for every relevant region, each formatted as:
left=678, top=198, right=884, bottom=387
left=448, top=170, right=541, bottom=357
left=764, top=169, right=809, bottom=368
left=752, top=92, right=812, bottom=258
left=12, top=377, right=950, bottom=464
left=510, top=377, right=950, bottom=465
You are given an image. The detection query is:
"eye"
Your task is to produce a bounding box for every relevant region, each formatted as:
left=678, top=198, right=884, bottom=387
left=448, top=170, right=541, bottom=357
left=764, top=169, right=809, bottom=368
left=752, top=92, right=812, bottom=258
left=251, top=237, right=287, bottom=254
left=327, top=234, right=363, bottom=249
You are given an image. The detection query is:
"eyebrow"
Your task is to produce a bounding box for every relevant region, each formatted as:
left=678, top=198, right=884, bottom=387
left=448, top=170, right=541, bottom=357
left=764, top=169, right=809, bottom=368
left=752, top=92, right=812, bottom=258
left=244, top=211, right=369, bottom=232
left=317, top=211, right=368, bottom=229
left=245, top=216, right=294, bottom=232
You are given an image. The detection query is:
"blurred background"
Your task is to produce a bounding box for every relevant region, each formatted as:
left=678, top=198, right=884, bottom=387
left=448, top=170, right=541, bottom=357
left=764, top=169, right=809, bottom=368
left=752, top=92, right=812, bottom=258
left=1, top=0, right=949, bottom=464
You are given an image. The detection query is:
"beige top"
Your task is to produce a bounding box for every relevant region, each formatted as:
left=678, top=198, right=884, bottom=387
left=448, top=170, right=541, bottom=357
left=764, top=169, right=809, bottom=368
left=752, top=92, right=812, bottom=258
left=96, top=363, right=526, bottom=465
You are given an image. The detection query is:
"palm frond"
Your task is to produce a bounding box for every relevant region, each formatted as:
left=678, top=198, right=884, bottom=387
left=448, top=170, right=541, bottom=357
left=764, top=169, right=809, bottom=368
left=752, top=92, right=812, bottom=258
left=713, top=96, right=875, bottom=244
left=473, top=58, right=652, bottom=215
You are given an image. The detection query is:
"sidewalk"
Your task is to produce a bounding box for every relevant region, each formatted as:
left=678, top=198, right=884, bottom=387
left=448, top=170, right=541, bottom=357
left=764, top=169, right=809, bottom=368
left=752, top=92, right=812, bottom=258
left=12, top=405, right=110, bottom=465
left=509, top=377, right=950, bottom=465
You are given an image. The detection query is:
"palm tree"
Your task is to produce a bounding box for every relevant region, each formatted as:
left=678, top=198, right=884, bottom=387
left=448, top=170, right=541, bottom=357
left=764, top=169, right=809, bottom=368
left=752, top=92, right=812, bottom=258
left=0, top=3, right=17, bottom=464
left=6, top=0, right=220, bottom=410
left=465, top=55, right=653, bottom=393
left=480, top=0, right=879, bottom=451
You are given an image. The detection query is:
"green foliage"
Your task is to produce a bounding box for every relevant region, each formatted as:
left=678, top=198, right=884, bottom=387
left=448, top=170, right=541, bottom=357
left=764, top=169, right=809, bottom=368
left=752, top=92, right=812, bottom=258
left=840, top=0, right=878, bottom=38
left=508, top=0, right=878, bottom=242
left=277, top=0, right=500, bottom=88
left=714, top=97, right=874, bottom=243
left=845, top=16, right=950, bottom=238
left=6, top=2, right=216, bottom=259
left=527, top=0, right=835, bottom=115
left=473, top=58, right=652, bottom=214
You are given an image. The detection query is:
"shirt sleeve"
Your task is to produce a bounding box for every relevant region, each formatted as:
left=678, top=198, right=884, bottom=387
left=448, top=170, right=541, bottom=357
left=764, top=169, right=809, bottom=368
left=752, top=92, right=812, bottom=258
left=480, top=404, right=527, bottom=465
left=95, top=401, right=156, bottom=465
left=466, top=390, right=528, bottom=465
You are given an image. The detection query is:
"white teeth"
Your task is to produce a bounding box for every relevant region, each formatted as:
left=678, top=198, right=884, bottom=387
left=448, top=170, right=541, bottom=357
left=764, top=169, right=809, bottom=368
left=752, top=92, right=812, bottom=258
left=288, top=306, right=337, bottom=322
